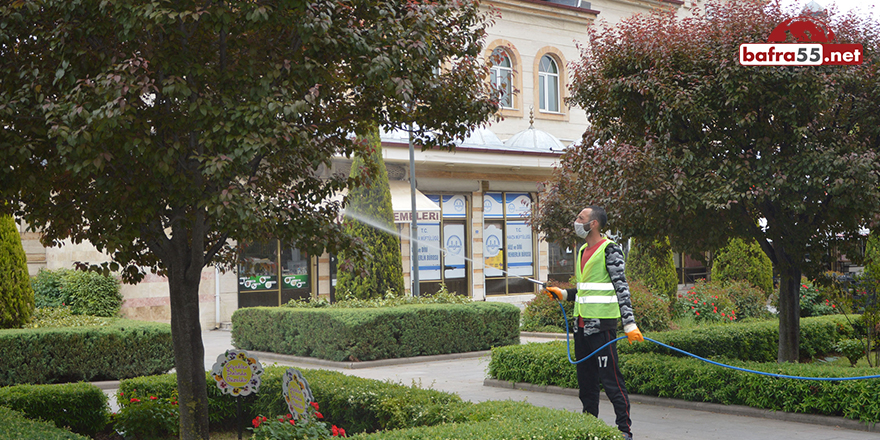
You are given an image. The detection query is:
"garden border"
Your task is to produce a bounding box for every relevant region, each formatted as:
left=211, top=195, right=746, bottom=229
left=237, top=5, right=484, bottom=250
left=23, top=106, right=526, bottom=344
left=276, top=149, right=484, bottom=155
left=483, top=378, right=877, bottom=433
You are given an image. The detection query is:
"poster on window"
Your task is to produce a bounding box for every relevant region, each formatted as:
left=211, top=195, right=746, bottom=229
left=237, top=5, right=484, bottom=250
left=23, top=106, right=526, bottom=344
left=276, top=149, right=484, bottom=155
left=483, top=193, right=504, bottom=219
left=444, top=224, right=466, bottom=278
left=416, top=223, right=442, bottom=280
left=484, top=223, right=505, bottom=277
left=442, top=195, right=467, bottom=218
left=505, top=193, right=531, bottom=219
left=506, top=221, right=533, bottom=276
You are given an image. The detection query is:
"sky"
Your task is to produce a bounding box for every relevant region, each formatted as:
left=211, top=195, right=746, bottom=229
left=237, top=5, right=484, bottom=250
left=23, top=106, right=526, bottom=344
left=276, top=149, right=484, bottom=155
left=776, top=0, right=878, bottom=19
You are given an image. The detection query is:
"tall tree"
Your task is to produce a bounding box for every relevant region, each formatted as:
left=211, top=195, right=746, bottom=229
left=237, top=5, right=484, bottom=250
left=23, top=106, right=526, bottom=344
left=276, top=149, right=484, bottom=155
left=0, top=214, right=34, bottom=328
left=537, top=0, right=880, bottom=362
left=0, top=1, right=498, bottom=438
left=336, top=127, right=405, bottom=299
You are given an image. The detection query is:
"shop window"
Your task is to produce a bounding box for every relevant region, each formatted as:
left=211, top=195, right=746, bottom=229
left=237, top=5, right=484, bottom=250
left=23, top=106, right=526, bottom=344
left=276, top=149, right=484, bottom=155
left=416, top=194, right=470, bottom=296
left=483, top=192, right=536, bottom=295
left=548, top=241, right=577, bottom=285
left=238, top=240, right=312, bottom=307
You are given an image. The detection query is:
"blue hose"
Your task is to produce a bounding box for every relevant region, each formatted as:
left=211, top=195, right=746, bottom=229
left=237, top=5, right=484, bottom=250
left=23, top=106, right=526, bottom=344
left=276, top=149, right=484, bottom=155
left=556, top=299, right=880, bottom=381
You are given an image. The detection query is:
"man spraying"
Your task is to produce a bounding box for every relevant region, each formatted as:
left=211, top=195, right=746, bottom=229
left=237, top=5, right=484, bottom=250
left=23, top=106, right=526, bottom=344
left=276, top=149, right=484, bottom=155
left=543, top=205, right=643, bottom=440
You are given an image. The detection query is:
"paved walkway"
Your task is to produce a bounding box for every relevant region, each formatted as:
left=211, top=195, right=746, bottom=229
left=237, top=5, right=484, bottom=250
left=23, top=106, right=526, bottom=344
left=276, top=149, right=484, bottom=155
left=98, top=330, right=878, bottom=440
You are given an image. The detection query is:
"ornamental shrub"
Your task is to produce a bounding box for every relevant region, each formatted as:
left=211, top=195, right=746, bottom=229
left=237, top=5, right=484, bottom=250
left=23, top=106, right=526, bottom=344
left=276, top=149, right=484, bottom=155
left=628, top=279, right=671, bottom=332
left=60, top=269, right=122, bottom=317
left=711, top=237, right=774, bottom=296
left=115, top=393, right=180, bottom=440
left=835, top=338, right=867, bottom=367
left=673, top=279, right=737, bottom=323
left=724, top=279, right=770, bottom=320
left=0, top=214, right=34, bottom=328
left=625, top=236, right=677, bottom=302
left=31, top=268, right=71, bottom=309
left=520, top=280, right=575, bottom=333
left=335, top=127, right=404, bottom=300
left=800, top=278, right=838, bottom=317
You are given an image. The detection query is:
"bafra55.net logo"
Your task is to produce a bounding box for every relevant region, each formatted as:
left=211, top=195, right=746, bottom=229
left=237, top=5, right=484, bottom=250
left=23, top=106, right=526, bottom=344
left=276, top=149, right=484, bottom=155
left=740, top=16, right=863, bottom=66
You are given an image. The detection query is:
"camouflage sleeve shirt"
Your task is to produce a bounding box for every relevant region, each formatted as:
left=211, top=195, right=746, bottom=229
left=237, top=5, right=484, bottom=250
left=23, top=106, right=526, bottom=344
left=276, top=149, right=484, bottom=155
left=564, top=241, right=637, bottom=335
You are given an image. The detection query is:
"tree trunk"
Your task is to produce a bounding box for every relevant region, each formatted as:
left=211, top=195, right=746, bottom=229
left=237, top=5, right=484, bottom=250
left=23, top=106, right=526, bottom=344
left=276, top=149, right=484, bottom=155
left=777, top=265, right=802, bottom=363
left=167, top=255, right=210, bottom=440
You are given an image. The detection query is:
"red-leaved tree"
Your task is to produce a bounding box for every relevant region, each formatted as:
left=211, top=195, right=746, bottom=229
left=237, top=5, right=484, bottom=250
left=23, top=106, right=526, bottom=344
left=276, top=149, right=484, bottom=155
left=537, top=0, right=880, bottom=362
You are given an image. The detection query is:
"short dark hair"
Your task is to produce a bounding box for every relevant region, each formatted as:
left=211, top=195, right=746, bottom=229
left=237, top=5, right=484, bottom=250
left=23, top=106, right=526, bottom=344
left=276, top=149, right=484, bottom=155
left=586, top=205, right=607, bottom=229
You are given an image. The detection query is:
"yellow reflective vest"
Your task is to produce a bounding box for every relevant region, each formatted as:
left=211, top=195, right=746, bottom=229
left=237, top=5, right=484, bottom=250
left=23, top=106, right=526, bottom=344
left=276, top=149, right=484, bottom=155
left=574, top=239, right=620, bottom=319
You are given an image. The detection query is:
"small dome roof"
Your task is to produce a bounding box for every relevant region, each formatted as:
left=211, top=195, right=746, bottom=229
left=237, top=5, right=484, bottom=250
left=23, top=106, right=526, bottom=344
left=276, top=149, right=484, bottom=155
left=459, top=127, right=505, bottom=149
left=504, top=124, right=565, bottom=152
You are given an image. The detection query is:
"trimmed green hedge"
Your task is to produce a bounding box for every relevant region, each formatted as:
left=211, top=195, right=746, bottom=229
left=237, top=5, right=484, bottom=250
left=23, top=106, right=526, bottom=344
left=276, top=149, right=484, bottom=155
left=621, top=353, right=880, bottom=423
left=0, top=319, right=174, bottom=386
left=120, top=367, right=620, bottom=439
left=231, top=303, right=520, bottom=362
left=488, top=339, right=880, bottom=423
left=0, top=406, right=90, bottom=440
left=350, top=400, right=621, bottom=440
left=0, top=382, right=109, bottom=436
left=618, top=315, right=852, bottom=362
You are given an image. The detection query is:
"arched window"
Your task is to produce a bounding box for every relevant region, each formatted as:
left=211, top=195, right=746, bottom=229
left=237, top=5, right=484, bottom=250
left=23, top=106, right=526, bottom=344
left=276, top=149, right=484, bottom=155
left=490, top=48, right=514, bottom=109
left=538, top=55, right=560, bottom=113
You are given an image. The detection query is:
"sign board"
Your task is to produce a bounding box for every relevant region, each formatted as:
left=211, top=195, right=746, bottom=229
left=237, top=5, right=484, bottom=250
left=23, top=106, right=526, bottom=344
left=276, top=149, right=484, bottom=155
left=282, top=368, right=315, bottom=420
left=211, top=350, right=263, bottom=397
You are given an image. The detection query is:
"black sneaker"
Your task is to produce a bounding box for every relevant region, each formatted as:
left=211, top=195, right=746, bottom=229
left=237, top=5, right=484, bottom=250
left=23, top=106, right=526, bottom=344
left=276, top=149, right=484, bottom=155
left=621, top=432, right=633, bottom=440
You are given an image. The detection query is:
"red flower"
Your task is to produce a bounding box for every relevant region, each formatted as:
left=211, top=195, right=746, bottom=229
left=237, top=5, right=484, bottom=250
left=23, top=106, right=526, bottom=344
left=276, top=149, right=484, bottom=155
left=130, top=398, right=141, bottom=403
left=332, top=425, right=340, bottom=436
left=339, top=428, right=346, bottom=437
left=802, top=284, right=808, bottom=288
left=149, top=396, right=157, bottom=400
left=252, top=417, right=265, bottom=428
left=119, top=392, right=124, bottom=398
left=315, top=412, right=324, bottom=419
left=171, top=401, right=178, bottom=405
left=695, top=311, right=700, bottom=316
left=311, top=402, right=320, bottom=411
left=289, top=419, right=296, bottom=426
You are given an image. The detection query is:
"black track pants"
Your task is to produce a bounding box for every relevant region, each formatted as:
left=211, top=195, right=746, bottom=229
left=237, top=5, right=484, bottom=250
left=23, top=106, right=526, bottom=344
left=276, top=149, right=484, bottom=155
left=574, top=328, right=632, bottom=434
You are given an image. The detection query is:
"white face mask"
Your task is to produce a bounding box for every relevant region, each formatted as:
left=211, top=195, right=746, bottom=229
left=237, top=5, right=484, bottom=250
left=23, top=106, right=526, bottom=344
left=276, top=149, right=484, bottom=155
left=573, top=221, right=590, bottom=238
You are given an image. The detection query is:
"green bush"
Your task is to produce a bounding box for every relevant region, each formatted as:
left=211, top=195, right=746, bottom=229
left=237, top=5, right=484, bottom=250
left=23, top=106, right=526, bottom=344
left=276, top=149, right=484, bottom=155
left=31, top=268, right=71, bottom=309
left=725, top=279, right=770, bottom=320
left=0, top=214, right=34, bottom=328
left=800, top=278, right=839, bottom=317
left=232, top=303, right=519, bottom=362
left=835, top=338, right=867, bottom=367
left=620, top=315, right=849, bottom=362
left=711, top=237, right=774, bottom=296
left=0, top=320, right=174, bottom=386
left=673, top=279, right=738, bottom=323
left=31, top=268, right=122, bottom=317
left=29, top=306, right=116, bottom=328
left=520, top=293, right=574, bottom=333
left=336, top=127, right=404, bottom=300
left=121, top=366, right=466, bottom=434
left=626, top=236, right=678, bottom=302
left=0, top=382, right=109, bottom=436
left=628, top=279, right=672, bottom=332
left=114, top=393, right=180, bottom=439
left=60, top=270, right=122, bottom=317
left=0, top=406, right=90, bottom=440
left=487, top=342, right=880, bottom=424
left=120, top=369, right=621, bottom=440
left=287, top=289, right=471, bottom=309
left=352, top=400, right=621, bottom=440
left=620, top=353, right=880, bottom=423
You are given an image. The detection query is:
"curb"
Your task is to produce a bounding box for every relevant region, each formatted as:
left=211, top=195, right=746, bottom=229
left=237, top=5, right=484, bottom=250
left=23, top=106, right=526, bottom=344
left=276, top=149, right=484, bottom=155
left=482, top=378, right=877, bottom=433
left=249, top=349, right=492, bottom=369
